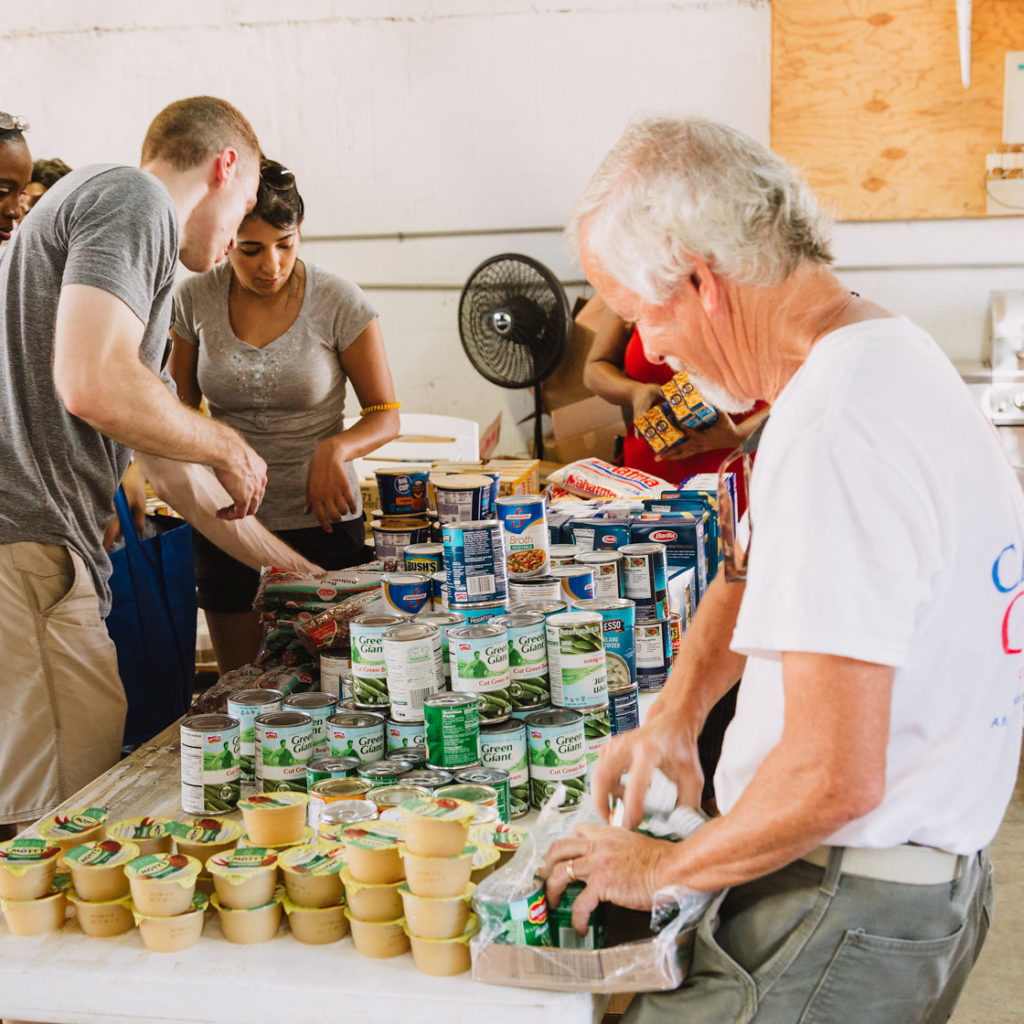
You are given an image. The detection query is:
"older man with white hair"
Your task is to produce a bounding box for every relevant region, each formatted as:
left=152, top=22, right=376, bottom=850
left=543, top=117, right=1024, bottom=1024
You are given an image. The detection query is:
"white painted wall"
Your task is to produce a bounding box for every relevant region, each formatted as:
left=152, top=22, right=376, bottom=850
left=4, top=1, right=1021, bottom=454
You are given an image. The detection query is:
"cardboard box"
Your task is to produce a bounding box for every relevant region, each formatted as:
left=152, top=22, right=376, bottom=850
left=471, top=905, right=696, bottom=994
left=550, top=395, right=625, bottom=440
left=540, top=314, right=598, bottom=412
left=538, top=422, right=620, bottom=465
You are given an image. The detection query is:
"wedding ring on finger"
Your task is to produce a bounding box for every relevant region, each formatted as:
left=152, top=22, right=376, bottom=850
left=565, top=859, right=576, bottom=883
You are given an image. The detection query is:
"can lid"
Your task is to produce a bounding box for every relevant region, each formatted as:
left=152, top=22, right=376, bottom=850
left=351, top=613, right=410, bottom=627
left=182, top=713, right=240, bottom=731
left=283, top=693, right=339, bottom=710
left=447, top=624, right=505, bottom=640
left=480, top=719, right=527, bottom=737
left=326, top=711, right=387, bottom=727
left=227, top=689, right=285, bottom=706
left=619, top=542, right=667, bottom=554
left=491, top=612, right=545, bottom=628
left=509, top=575, right=558, bottom=587
left=442, top=519, right=502, bottom=531
left=383, top=622, right=438, bottom=642
left=575, top=550, right=624, bottom=564
left=415, top=610, right=468, bottom=626
left=423, top=691, right=479, bottom=709
left=525, top=708, right=584, bottom=728
left=576, top=598, right=635, bottom=612
left=455, top=767, right=510, bottom=785
left=382, top=572, right=432, bottom=585
left=546, top=611, right=603, bottom=627
left=254, top=710, right=313, bottom=728
left=549, top=565, right=593, bottom=578
left=404, top=543, right=443, bottom=554
left=308, top=756, right=360, bottom=772
left=514, top=600, right=567, bottom=615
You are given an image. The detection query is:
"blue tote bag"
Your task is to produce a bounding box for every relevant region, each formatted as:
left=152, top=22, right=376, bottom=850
left=106, top=487, right=197, bottom=746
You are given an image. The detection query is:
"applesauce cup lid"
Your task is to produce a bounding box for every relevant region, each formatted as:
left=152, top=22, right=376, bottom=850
left=64, top=840, right=140, bottom=869
left=402, top=913, right=478, bottom=944
left=207, top=847, right=279, bottom=884
left=123, top=853, right=202, bottom=885
left=129, top=889, right=207, bottom=925
left=398, top=797, right=476, bottom=824
left=278, top=844, right=345, bottom=876
left=106, top=817, right=173, bottom=843
left=0, top=837, right=62, bottom=875
left=165, top=817, right=244, bottom=846
left=340, top=820, right=405, bottom=851
left=469, top=822, right=527, bottom=852
left=210, top=887, right=283, bottom=914
left=237, top=792, right=309, bottom=812
left=38, top=807, right=109, bottom=842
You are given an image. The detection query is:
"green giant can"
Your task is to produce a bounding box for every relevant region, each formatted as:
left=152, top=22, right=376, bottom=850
left=226, top=688, right=283, bottom=782
left=526, top=708, right=586, bottom=811
left=479, top=719, right=529, bottom=819
left=255, top=710, right=313, bottom=793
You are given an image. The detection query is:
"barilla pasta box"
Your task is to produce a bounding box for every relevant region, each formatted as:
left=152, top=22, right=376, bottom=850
left=629, top=517, right=707, bottom=598
left=643, top=498, right=717, bottom=580
left=675, top=471, right=736, bottom=557
left=547, top=511, right=574, bottom=544
left=669, top=566, right=698, bottom=622
left=568, top=518, right=633, bottom=552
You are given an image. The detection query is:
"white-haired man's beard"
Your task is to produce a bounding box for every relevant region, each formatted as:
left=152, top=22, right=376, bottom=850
left=664, top=355, right=754, bottom=415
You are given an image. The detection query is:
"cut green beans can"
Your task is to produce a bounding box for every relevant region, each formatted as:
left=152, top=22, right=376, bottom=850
left=582, top=704, right=612, bottom=773
left=255, top=710, right=314, bottom=793
left=545, top=611, right=608, bottom=709
left=350, top=613, right=408, bottom=708
left=282, top=692, right=338, bottom=761
left=479, top=719, right=529, bottom=820
left=226, top=688, right=283, bottom=783
left=327, top=711, right=387, bottom=763
left=180, top=713, right=241, bottom=814
left=526, top=708, right=586, bottom=811
left=448, top=624, right=513, bottom=723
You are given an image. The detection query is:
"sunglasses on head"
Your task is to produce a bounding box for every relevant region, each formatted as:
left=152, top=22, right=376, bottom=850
left=0, top=112, right=30, bottom=133
left=260, top=163, right=295, bottom=191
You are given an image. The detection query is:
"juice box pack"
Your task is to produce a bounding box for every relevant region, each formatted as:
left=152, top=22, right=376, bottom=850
left=634, top=371, right=718, bottom=453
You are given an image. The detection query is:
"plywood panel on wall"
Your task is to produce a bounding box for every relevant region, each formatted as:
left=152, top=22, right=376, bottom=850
left=772, top=0, right=1024, bottom=220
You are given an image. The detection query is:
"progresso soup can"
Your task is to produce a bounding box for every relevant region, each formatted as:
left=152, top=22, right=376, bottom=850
left=545, top=612, right=608, bottom=709
left=549, top=565, right=597, bottom=607
left=526, top=708, right=586, bottom=812
left=495, top=494, right=549, bottom=578
left=226, top=688, right=283, bottom=782
left=180, top=714, right=241, bottom=815
left=327, top=711, right=387, bottom=763
left=574, top=550, right=624, bottom=600
left=620, top=542, right=669, bottom=623
left=403, top=542, right=444, bottom=575
left=479, top=719, right=529, bottom=820
left=381, top=572, right=433, bottom=616
left=442, top=519, right=507, bottom=606
left=282, top=692, right=339, bottom=761
left=580, top=597, right=636, bottom=688
left=255, top=711, right=314, bottom=793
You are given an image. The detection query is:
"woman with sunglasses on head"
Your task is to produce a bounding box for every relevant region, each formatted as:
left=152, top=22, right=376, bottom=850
left=168, top=160, right=400, bottom=672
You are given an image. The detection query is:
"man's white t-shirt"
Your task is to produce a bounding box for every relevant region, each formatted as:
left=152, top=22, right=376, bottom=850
left=716, top=317, right=1024, bottom=854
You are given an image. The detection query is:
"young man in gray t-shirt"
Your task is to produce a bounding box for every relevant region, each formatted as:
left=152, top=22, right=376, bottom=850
left=0, top=97, right=283, bottom=836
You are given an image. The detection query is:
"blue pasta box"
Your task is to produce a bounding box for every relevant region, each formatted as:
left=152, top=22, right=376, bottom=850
left=629, top=517, right=707, bottom=598
left=547, top=511, right=574, bottom=544
left=669, top=566, right=698, bottom=621
left=569, top=518, right=633, bottom=552
left=643, top=497, right=718, bottom=580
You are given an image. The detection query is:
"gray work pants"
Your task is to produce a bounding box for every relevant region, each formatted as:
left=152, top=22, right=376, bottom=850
left=626, top=847, right=993, bottom=1024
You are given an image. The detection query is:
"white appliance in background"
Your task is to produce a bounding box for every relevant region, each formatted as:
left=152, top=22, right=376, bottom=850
left=991, top=289, right=1024, bottom=374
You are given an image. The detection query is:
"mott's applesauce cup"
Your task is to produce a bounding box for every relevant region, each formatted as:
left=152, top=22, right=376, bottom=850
left=479, top=720, right=530, bottom=820
left=448, top=624, right=512, bottom=724
left=180, top=714, right=241, bottom=815
left=328, top=711, right=387, bottom=763
left=492, top=611, right=549, bottom=712
left=415, top=609, right=467, bottom=681
left=545, top=612, right=608, bottom=709
left=349, top=613, right=408, bottom=708
left=283, top=692, right=339, bottom=761
left=494, top=495, right=549, bottom=578
left=424, top=692, right=480, bottom=770
left=255, top=711, right=314, bottom=793
left=473, top=875, right=552, bottom=946
left=227, top=689, right=284, bottom=782
left=382, top=622, right=444, bottom=722
left=526, top=708, right=587, bottom=812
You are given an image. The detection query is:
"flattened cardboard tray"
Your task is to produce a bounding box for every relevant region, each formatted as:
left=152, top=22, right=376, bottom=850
left=471, top=907, right=696, bottom=993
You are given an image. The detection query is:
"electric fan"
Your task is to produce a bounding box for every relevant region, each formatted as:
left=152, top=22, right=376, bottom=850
left=458, top=253, right=572, bottom=459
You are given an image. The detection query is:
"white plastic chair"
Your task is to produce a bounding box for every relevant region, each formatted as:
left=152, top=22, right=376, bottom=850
left=345, top=413, right=480, bottom=478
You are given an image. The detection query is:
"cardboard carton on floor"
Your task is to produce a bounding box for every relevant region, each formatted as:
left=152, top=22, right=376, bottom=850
left=471, top=903, right=696, bottom=993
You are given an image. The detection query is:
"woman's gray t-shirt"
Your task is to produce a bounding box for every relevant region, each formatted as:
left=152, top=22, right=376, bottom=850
left=173, top=262, right=377, bottom=531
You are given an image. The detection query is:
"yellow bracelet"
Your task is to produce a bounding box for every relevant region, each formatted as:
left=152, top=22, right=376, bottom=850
left=360, top=401, right=401, bottom=416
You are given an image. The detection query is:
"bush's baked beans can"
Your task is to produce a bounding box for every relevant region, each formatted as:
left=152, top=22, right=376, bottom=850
left=382, top=622, right=444, bottom=721
left=180, top=713, right=241, bottom=815
left=283, top=692, right=339, bottom=761
left=350, top=613, right=408, bottom=709
left=548, top=544, right=583, bottom=567
left=495, top=495, right=549, bottom=578
left=546, top=612, right=608, bottom=709
left=508, top=575, right=563, bottom=606
left=414, top=608, right=467, bottom=681
left=448, top=624, right=513, bottom=723
left=255, top=711, right=314, bottom=793
left=526, top=708, right=587, bottom=812
left=424, top=691, right=480, bottom=770
left=403, top=542, right=444, bottom=574
left=442, top=520, right=507, bottom=606
left=327, top=711, right=387, bottom=763
left=669, top=610, right=684, bottom=656
left=635, top=619, right=673, bottom=692
left=227, top=689, right=283, bottom=782
left=549, top=565, right=597, bottom=607
left=574, top=550, right=624, bottom=600
left=620, top=543, right=669, bottom=623
left=579, top=597, right=636, bottom=688
left=479, top=719, right=530, bottom=820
